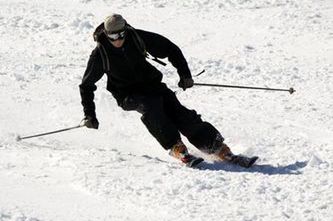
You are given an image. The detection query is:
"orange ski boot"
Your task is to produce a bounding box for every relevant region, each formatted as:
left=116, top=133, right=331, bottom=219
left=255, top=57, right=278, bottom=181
left=169, top=141, right=204, bottom=167
left=216, top=143, right=258, bottom=168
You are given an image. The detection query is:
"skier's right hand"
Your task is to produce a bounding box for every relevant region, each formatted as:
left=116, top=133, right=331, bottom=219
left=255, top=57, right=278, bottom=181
left=178, top=77, right=194, bottom=91
left=81, top=116, right=99, bottom=129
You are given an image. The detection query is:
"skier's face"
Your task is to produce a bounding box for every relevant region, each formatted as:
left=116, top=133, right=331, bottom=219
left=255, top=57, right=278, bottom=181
left=111, top=38, right=125, bottom=48
left=107, top=30, right=126, bottom=48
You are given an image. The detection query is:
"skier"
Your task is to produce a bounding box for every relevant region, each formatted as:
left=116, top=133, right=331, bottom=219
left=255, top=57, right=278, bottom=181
left=79, top=14, right=257, bottom=167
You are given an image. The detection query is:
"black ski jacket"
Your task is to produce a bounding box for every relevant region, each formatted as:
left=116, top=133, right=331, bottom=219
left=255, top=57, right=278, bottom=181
left=79, top=28, right=192, bottom=117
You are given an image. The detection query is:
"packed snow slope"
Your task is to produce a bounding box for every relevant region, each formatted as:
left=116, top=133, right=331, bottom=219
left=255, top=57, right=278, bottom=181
left=1, top=0, right=332, bottom=220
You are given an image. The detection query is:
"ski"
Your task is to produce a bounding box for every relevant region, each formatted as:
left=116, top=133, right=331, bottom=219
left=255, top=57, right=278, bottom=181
left=228, top=155, right=259, bottom=168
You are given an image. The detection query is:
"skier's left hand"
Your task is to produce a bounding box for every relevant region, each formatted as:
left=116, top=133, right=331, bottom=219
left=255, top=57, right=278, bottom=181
left=81, top=116, right=99, bottom=129
left=178, top=77, right=194, bottom=91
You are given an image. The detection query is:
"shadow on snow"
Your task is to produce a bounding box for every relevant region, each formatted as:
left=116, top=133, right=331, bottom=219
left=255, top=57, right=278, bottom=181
left=198, top=161, right=308, bottom=175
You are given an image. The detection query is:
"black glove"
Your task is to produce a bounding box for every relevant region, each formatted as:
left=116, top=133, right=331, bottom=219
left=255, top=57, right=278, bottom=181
left=81, top=116, right=99, bottom=129
left=178, top=78, right=194, bottom=91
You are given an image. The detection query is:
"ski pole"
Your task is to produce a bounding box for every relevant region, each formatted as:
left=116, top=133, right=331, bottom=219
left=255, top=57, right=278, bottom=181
left=194, top=69, right=206, bottom=77
left=16, top=124, right=84, bottom=141
left=193, top=82, right=295, bottom=94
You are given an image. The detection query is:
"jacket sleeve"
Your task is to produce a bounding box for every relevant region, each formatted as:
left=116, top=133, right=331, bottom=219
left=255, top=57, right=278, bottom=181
left=79, top=48, right=104, bottom=117
left=137, top=30, right=192, bottom=79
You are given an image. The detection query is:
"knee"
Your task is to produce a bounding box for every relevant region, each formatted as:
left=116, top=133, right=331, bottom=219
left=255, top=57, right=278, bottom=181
left=120, top=96, right=140, bottom=111
left=140, top=104, right=163, bottom=125
left=121, top=95, right=161, bottom=114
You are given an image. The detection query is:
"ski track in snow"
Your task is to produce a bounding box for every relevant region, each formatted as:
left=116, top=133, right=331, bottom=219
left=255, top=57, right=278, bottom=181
left=1, top=0, right=333, bottom=220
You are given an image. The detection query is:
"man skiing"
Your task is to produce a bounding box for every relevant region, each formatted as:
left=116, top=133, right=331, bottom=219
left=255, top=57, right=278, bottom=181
left=79, top=14, right=257, bottom=168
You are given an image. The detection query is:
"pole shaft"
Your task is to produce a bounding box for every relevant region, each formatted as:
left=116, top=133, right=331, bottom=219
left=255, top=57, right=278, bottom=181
left=19, top=125, right=83, bottom=140
left=194, top=83, right=293, bottom=93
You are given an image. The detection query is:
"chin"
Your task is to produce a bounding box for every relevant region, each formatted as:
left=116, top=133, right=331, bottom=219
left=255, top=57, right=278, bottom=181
left=112, top=39, right=125, bottom=48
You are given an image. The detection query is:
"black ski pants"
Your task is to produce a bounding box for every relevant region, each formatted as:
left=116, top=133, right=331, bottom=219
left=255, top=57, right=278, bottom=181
left=120, top=86, right=224, bottom=152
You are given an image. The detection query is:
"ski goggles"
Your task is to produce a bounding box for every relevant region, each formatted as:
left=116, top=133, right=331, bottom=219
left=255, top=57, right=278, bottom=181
left=106, top=30, right=126, bottom=41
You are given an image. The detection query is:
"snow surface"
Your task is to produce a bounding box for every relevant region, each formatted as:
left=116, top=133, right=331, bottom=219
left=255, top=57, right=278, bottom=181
left=1, top=0, right=333, bottom=220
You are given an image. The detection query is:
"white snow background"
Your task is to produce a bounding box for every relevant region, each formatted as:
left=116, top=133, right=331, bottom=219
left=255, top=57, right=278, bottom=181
left=1, top=0, right=332, bottom=220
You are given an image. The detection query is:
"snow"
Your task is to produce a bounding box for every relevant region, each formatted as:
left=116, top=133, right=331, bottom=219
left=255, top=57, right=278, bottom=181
left=0, top=0, right=332, bottom=220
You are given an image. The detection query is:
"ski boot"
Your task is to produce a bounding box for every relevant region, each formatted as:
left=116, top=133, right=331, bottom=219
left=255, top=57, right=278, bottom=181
left=169, top=141, right=204, bottom=168
left=216, top=143, right=258, bottom=168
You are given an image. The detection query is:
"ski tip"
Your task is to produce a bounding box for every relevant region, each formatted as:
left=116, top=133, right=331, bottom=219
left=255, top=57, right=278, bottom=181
left=246, top=156, right=259, bottom=168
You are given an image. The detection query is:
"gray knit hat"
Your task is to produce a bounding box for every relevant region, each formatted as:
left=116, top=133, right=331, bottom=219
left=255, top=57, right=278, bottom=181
left=104, top=14, right=126, bottom=33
